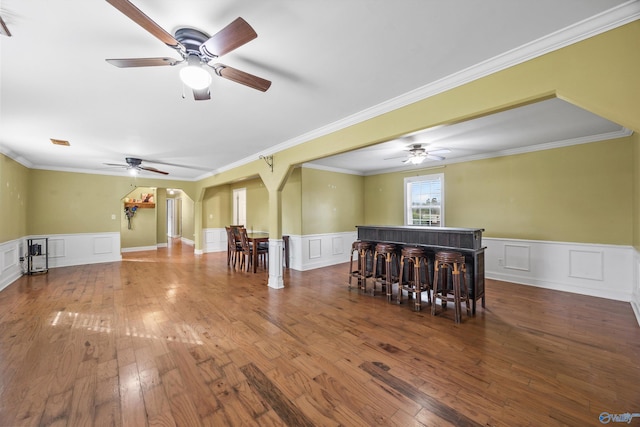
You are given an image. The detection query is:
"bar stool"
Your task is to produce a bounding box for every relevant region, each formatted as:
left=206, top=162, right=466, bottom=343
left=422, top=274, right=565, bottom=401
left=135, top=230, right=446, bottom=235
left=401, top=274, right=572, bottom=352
left=348, top=241, right=374, bottom=292
left=372, top=243, right=400, bottom=300
left=432, top=251, right=470, bottom=323
left=397, top=246, right=431, bottom=311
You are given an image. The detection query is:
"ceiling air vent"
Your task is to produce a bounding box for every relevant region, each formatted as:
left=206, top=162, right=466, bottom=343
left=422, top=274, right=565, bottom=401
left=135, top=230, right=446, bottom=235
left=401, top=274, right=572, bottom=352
left=50, top=138, right=70, bottom=146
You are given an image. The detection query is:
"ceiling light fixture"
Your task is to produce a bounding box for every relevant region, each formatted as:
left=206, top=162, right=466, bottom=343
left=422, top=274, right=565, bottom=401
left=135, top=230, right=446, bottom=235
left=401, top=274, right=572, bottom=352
left=179, top=55, right=212, bottom=90
left=409, top=155, right=426, bottom=165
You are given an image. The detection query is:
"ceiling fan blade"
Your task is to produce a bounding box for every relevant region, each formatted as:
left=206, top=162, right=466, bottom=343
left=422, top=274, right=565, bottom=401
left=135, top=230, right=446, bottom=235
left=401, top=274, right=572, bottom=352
left=426, top=154, right=445, bottom=161
left=212, top=64, right=271, bottom=92
left=192, top=87, right=211, bottom=101
left=0, top=16, right=11, bottom=37
left=383, top=155, right=406, bottom=161
left=105, top=0, right=181, bottom=48
left=140, top=166, right=169, bottom=175
left=104, top=163, right=128, bottom=167
left=199, top=17, right=257, bottom=57
left=106, top=57, right=181, bottom=68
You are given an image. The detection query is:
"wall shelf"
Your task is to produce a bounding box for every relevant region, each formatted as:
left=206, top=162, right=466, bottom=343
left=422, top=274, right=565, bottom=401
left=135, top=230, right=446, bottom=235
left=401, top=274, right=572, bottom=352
left=124, top=202, right=155, bottom=209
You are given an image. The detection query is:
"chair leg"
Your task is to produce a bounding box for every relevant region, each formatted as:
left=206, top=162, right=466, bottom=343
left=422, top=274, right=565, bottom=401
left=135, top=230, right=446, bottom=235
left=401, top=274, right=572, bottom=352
left=348, top=249, right=355, bottom=290
left=414, top=262, right=421, bottom=312
left=432, top=261, right=440, bottom=316
left=359, top=249, right=367, bottom=292
left=453, top=270, right=462, bottom=323
left=385, top=254, right=393, bottom=303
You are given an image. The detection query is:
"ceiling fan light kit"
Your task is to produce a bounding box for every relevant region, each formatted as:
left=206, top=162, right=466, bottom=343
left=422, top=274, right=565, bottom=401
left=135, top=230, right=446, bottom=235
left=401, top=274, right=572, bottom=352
left=104, top=0, right=271, bottom=100
left=402, top=144, right=449, bottom=165
left=179, top=55, right=212, bottom=90
left=408, top=155, right=426, bottom=165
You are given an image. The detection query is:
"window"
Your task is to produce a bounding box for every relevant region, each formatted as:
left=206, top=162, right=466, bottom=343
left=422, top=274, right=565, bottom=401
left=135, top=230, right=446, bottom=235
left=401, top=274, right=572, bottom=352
left=404, top=173, right=444, bottom=226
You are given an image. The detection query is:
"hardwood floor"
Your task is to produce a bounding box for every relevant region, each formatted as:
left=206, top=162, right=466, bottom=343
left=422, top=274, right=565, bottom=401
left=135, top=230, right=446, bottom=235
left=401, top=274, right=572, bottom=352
left=1, top=240, right=639, bottom=426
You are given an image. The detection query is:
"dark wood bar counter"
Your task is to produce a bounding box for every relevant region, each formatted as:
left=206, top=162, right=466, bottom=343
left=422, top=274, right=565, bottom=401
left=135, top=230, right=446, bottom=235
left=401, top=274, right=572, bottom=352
left=357, top=225, right=486, bottom=313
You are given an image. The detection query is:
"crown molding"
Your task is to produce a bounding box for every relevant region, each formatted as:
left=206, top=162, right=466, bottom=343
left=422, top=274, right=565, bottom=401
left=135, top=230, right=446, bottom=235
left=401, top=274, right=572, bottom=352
left=433, top=128, right=634, bottom=167
left=301, top=162, right=365, bottom=176
left=0, top=145, right=33, bottom=169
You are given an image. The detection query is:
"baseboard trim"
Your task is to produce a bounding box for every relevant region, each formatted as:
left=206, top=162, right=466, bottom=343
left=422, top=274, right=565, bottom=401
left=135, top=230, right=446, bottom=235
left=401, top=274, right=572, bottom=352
left=121, top=245, right=157, bottom=253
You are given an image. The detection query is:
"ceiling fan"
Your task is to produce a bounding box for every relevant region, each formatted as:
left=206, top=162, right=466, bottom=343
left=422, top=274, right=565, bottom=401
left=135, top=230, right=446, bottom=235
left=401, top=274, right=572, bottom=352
left=104, top=0, right=271, bottom=100
left=387, top=144, right=451, bottom=165
left=105, top=157, right=169, bottom=175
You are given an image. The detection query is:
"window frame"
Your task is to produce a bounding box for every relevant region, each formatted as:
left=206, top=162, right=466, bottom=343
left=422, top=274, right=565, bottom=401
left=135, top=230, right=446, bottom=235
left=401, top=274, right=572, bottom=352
left=403, top=173, right=445, bottom=227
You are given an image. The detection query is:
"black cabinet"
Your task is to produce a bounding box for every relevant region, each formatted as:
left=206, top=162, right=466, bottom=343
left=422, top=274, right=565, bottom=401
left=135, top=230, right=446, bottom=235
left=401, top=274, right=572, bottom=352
left=26, top=237, right=48, bottom=275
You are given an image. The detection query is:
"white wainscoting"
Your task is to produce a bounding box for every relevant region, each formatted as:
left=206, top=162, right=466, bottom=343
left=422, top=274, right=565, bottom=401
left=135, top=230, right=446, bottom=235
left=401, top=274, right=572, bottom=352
left=287, top=231, right=357, bottom=271
left=43, top=233, right=122, bottom=267
left=202, top=228, right=227, bottom=253
left=0, top=233, right=122, bottom=292
left=203, top=230, right=357, bottom=271
left=485, top=237, right=634, bottom=302
left=0, top=238, right=24, bottom=292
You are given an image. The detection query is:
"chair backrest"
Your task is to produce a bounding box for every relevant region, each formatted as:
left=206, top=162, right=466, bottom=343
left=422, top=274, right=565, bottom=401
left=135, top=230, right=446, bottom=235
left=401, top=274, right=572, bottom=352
left=238, top=227, right=251, bottom=251
left=225, top=227, right=236, bottom=250
left=230, top=225, right=243, bottom=241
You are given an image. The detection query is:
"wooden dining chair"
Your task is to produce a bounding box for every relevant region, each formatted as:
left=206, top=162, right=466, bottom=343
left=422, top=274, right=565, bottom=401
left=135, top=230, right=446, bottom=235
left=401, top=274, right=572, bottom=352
left=238, top=227, right=268, bottom=272
left=225, top=227, right=242, bottom=268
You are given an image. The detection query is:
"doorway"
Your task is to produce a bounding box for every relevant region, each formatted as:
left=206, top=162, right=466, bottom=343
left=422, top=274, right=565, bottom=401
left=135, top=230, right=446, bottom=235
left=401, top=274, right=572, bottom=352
left=166, top=198, right=181, bottom=238
left=232, top=188, right=246, bottom=226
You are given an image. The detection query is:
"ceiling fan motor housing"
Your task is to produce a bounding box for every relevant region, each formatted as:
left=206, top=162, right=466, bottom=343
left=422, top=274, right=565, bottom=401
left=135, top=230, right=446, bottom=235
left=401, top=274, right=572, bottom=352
left=125, top=157, right=142, bottom=167
left=175, top=28, right=212, bottom=61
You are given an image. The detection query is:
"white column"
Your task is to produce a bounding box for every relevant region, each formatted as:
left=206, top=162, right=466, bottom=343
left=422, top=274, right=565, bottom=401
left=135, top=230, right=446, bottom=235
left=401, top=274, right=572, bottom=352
left=268, top=238, right=284, bottom=289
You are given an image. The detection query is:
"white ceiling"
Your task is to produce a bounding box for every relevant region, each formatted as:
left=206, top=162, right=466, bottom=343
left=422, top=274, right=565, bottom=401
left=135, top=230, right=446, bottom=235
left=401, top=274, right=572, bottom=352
left=0, top=1, right=637, bottom=180
left=309, top=98, right=629, bottom=175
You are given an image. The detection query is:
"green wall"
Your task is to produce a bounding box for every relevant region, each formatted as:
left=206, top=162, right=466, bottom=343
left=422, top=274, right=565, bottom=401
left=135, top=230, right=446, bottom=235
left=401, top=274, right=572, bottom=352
left=181, top=194, right=195, bottom=242
left=0, top=154, right=29, bottom=242
left=230, top=178, right=269, bottom=232
left=121, top=187, right=157, bottom=249
left=156, top=188, right=167, bottom=245
left=199, top=167, right=359, bottom=236
left=202, top=185, right=231, bottom=228
left=301, top=168, right=364, bottom=235
left=364, top=136, right=633, bottom=245
left=28, top=170, right=123, bottom=235
left=25, top=169, right=194, bottom=236
left=282, top=167, right=302, bottom=235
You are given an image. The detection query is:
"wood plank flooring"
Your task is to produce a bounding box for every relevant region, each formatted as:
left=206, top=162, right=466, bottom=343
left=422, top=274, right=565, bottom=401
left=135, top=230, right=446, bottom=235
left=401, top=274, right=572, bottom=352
left=0, top=239, right=639, bottom=426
